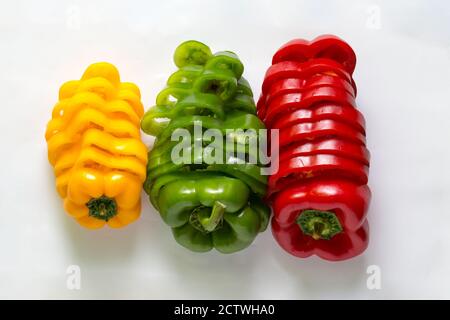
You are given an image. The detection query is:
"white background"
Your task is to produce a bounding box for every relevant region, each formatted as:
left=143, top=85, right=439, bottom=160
left=0, top=0, right=449, bottom=299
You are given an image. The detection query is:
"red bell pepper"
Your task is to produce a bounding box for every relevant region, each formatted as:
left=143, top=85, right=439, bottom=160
left=259, top=36, right=370, bottom=261
left=271, top=179, right=370, bottom=261
left=271, top=34, right=357, bottom=75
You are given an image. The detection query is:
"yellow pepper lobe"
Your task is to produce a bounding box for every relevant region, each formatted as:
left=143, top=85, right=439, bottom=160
left=46, top=62, right=147, bottom=229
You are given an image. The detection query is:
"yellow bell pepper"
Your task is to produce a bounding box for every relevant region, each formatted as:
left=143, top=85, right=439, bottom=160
left=45, top=62, right=148, bottom=229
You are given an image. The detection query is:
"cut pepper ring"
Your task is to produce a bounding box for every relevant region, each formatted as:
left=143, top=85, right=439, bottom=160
left=263, top=87, right=357, bottom=127
left=267, top=154, right=369, bottom=196
left=275, top=138, right=370, bottom=166
left=270, top=102, right=366, bottom=134
left=261, top=59, right=356, bottom=96
left=264, top=75, right=356, bottom=106
left=276, top=118, right=366, bottom=149
left=272, top=34, right=357, bottom=75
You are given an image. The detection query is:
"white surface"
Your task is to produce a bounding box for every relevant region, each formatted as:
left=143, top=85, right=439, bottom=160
left=0, top=0, right=449, bottom=299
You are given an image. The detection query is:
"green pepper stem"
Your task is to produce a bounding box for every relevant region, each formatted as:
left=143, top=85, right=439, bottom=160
left=86, top=196, right=118, bottom=221
left=297, top=209, right=343, bottom=240
left=200, top=201, right=226, bottom=232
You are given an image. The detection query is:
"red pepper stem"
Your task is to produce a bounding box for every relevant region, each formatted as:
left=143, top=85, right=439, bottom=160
left=297, top=209, right=343, bottom=240
left=86, top=196, right=118, bottom=221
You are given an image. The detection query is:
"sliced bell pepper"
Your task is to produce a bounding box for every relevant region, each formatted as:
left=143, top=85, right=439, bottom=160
left=46, top=62, right=147, bottom=229
left=257, top=36, right=371, bottom=261
left=142, top=40, right=270, bottom=253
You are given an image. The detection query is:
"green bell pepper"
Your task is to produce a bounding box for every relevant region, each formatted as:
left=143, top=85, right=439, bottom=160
left=141, top=40, right=271, bottom=254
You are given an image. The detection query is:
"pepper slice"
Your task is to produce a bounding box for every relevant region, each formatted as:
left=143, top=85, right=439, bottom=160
left=270, top=103, right=365, bottom=134
left=264, top=87, right=356, bottom=127
left=268, top=154, right=369, bottom=196
left=174, top=40, right=212, bottom=68
left=156, top=174, right=270, bottom=253
left=237, top=77, right=253, bottom=97
left=156, top=88, right=225, bottom=118
left=153, top=112, right=265, bottom=147
left=174, top=92, right=225, bottom=118
left=156, top=86, right=191, bottom=106
left=261, top=59, right=356, bottom=97
left=147, top=154, right=266, bottom=197
left=277, top=119, right=366, bottom=149
left=205, top=51, right=244, bottom=79
left=147, top=171, right=265, bottom=211
left=141, top=93, right=226, bottom=136
left=167, top=65, right=204, bottom=88
left=193, top=68, right=237, bottom=101
left=276, top=138, right=370, bottom=166
left=272, top=35, right=357, bottom=75
left=264, top=75, right=356, bottom=106
left=148, top=138, right=258, bottom=168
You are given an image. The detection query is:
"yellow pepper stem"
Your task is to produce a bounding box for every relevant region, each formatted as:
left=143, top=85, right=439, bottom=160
left=86, top=196, right=118, bottom=221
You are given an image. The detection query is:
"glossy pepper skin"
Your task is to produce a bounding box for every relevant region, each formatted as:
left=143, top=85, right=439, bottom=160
left=45, top=63, right=147, bottom=229
left=258, top=35, right=371, bottom=261
left=141, top=41, right=270, bottom=253
left=154, top=173, right=269, bottom=253
left=271, top=180, right=370, bottom=261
